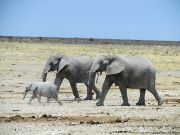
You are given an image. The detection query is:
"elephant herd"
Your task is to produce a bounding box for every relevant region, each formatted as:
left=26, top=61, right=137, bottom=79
left=24, top=54, right=163, bottom=106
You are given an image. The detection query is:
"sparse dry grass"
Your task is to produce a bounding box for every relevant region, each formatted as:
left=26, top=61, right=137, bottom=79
left=1, top=41, right=180, bottom=71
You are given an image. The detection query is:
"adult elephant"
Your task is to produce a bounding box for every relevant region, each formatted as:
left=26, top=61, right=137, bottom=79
left=85, top=54, right=163, bottom=106
left=42, top=54, right=100, bottom=100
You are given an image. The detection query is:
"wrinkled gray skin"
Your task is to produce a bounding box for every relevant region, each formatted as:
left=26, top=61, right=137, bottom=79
left=86, top=54, right=163, bottom=106
left=42, top=54, right=100, bottom=100
left=23, top=81, right=62, bottom=105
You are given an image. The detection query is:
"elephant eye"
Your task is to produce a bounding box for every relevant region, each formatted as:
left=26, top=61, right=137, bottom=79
left=103, top=59, right=109, bottom=65
left=53, top=60, right=58, bottom=65
left=99, top=61, right=103, bottom=65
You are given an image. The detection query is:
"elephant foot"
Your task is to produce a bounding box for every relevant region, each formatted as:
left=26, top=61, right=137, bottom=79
left=84, top=96, right=93, bottom=100
left=74, top=98, right=82, bottom=102
left=96, top=94, right=100, bottom=99
left=96, top=102, right=104, bottom=106
left=121, top=102, right=130, bottom=106
left=58, top=101, right=63, bottom=105
left=158, top=98, right=164, bottom=106
left=136, top=102, right=145, bottom=106
left=96, top=96, right=100, bottom=100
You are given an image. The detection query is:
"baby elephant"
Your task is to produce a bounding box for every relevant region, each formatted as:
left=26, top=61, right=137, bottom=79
left=23, top=81, right=62, bottom=105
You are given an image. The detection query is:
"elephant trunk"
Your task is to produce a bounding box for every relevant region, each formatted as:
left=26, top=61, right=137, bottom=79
left=89, top=62, right=101, bottom=85
left=89, top=71, right=96, bottom=87
left=23, top=91, right=27, bottom=99
left=42, top=72, right=47, bottom=82
left=85, top=71, right=96, bottom=100
left=42, top=64, right=51, bottom=82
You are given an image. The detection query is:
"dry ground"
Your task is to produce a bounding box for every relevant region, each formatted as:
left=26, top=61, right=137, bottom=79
left=0, top=41, right=180, bottom=134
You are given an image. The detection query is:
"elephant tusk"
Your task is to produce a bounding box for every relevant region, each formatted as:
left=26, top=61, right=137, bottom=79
left=100, top=71, right=102, bottom=75
left=87, top=71, right=96, bottom=73
left=96, top=72, right=100, bottom=84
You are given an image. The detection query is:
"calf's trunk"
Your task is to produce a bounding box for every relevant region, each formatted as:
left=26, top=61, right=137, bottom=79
left=23, top=91, right=27, bottom=99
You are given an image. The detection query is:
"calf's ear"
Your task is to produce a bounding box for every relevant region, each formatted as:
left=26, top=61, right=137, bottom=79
left=106, top=61, right=124, bottom=75
left=30, top=84, right=38, bottom=92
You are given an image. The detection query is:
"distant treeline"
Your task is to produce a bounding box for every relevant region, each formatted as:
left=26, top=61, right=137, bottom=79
left=0, top=36, right=180, bottom=46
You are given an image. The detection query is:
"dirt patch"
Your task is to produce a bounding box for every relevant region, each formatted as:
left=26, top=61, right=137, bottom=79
left=164, top=98, right=180, bottom=104
left=0, top=114, right=161, bottom=125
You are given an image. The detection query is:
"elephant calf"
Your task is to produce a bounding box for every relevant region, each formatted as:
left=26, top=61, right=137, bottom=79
left=23, top=81, right=62, bottom=105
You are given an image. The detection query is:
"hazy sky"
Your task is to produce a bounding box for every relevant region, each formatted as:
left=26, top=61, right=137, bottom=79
left=0, top=0, right=180, bottom=41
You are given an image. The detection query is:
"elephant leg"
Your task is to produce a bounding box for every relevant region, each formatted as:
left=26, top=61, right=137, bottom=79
left=92, top=83, right=100, bottom=99
left=28, top=94, right=36, bottom=104
left=119, top=86, right=130, bottom=106
left=70, top=82, right=80, bottom=100
left=84, top=83, right=94, bottom=99
left=36, top=94, right=41, bottom=105
left=96, top=76, right=113, bottom=106
left=84, top=83, right=94, bottom=95
left=54, top=75, right=64, bottom=92
left=54, top=95, right=62, bottom=105
left=85, top=82, right=100, bottom=99
left=136, top=88, right=146, bottom=106
left=84, top=83, right=94, bottom=100
left=148, top=88, right=163, bottom=105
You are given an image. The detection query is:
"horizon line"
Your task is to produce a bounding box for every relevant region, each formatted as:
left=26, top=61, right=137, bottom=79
left=0, top=35, right=180, bottom=42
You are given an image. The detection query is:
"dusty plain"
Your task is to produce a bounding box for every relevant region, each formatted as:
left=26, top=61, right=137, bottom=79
left=0, top=41, right=180, bottom=134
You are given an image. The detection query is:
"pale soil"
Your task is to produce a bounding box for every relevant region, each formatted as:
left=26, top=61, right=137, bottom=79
left=0, top=43, right=180, bottom=134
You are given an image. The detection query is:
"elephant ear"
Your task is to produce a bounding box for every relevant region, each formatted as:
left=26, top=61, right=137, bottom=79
left=52, top=55, right=62, bottom=65
left=57, top=58, right=70, bottom=73
left=53, top=59, right=59, bottom=65
left=106, top=61, right=124, bottom=75
left=30, top=83, right=38, bottom=92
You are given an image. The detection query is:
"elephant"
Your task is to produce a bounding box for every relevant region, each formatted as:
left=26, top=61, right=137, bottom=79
left=85, top=54, right=163, bottom=106
left=23, top=81, right=62, bottom=105
left=42, top=54, right=100, bottom=100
